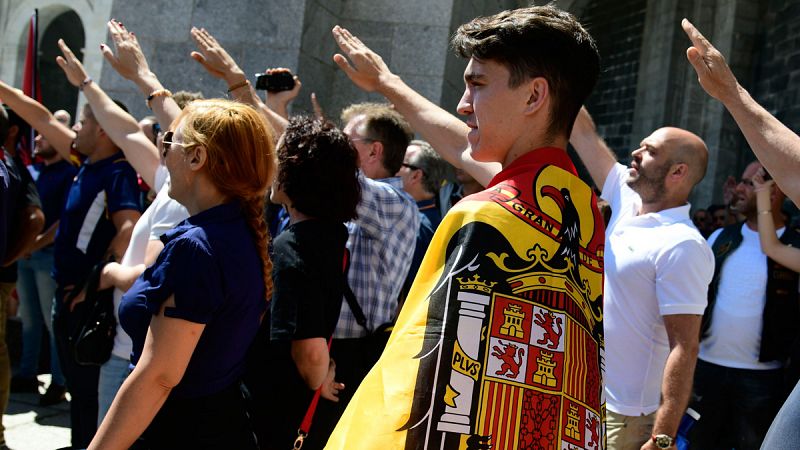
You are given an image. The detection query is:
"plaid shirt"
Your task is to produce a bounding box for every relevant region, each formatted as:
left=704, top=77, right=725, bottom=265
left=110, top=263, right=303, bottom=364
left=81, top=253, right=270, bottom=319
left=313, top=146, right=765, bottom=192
left=334, top=175, right=419, bottom=338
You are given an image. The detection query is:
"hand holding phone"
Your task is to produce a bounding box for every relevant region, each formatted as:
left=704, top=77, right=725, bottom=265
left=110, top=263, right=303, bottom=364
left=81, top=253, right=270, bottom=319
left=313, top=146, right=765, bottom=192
left=255, top=70, right=296, bottom=92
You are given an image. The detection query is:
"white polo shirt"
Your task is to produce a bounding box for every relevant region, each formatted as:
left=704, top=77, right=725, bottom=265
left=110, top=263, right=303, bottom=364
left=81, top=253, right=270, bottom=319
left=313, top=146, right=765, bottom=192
left=602, top=163, right=714, bottom=416
left=111, top=165, right=189, bottom=359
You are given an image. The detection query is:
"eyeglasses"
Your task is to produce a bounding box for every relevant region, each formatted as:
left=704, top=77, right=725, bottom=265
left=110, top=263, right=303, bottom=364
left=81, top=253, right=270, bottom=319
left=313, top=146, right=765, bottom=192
left=350, top=137, right=379, bottom=144
left=161, top=131, right=192, bottom=158
left=402, top=162, right=426, bottom=175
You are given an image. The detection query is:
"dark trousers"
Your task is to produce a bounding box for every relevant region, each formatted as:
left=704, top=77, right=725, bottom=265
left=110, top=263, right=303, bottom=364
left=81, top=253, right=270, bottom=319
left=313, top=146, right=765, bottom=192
left=52, top=286, right=99, bottom=449
left=688, top=359, right=785, bottom=450
left=302, top=337, right=382, bottom=449
left=133, top=382, right=258, bottom=450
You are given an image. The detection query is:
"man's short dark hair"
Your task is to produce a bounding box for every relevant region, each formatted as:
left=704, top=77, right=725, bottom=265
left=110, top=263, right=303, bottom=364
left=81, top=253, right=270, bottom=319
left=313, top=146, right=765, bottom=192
left=451, top=5, right=600, bottom=139
left=409, top=140, right=450, bottom=195
left=341, top=102, right=413, bottom=175
left=277, top=116, right=361, bottom=222
left=4, top=105, right=31, bottom=149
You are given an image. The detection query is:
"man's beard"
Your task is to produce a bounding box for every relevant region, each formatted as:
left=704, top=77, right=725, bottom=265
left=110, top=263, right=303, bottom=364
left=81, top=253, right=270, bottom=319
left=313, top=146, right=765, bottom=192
left=34, top=147, right=57, bottom=159
left=627, top=163, right=669, bottom=203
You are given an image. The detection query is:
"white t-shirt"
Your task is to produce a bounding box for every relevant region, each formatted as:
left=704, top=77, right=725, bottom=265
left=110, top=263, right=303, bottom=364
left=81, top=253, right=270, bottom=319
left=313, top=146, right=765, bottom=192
left=699, top=223, right=785, bottom=370
left=602, top=163, right=714, bottom=416
left=111, top=165, right=189, bottom=359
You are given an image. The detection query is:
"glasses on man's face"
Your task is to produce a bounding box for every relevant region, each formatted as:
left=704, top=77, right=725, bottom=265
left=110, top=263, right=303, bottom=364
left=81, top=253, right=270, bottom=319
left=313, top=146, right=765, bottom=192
left=161, top=131, right=191, bottom=158
left=402, top=162, right=426, bottom=175
left=350, top=138, right=378, bottom=143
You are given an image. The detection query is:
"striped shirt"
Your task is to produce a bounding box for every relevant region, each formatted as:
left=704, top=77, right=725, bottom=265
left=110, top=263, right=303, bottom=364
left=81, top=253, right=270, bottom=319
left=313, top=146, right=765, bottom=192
left=334, top=175, right=419, bottom=338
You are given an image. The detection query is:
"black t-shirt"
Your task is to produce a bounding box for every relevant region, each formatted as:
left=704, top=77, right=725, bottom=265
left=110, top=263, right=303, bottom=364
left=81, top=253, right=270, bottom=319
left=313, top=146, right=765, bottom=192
left=1, top=149, right=41, bottom=282
left=245, top=219, right=348, bottom=449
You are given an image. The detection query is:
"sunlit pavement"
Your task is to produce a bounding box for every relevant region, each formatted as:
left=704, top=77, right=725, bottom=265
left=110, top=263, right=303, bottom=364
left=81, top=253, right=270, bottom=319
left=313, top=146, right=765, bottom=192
left=5, top=374, right=70, bottom=450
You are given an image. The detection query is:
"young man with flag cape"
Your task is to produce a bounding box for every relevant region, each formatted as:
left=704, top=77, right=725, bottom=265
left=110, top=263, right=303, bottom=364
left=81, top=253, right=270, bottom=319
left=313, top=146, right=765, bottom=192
left=326, top=5, right=606, bottom=450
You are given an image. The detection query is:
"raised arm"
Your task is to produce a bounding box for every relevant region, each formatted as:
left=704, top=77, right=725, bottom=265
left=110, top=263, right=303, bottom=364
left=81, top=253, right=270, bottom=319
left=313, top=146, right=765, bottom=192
left=568, top=106, right=617, bottom=189
left=754, top=175, right=800, bottom=272
left=56, top=39, right=160, bottom=187
left=0, top=80, right=75, bottom=160
left=189, top=27, right=287, bottom=138
left=683, top=19, right=800, bottom=205
left=331, top=26, right=500, bottom=186
left=101, top=19, right=182, bottom=132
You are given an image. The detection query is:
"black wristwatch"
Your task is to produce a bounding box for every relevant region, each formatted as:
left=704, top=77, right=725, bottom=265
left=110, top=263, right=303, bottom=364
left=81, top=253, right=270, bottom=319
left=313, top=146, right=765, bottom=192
left=651, top=434, right=674, bottom=449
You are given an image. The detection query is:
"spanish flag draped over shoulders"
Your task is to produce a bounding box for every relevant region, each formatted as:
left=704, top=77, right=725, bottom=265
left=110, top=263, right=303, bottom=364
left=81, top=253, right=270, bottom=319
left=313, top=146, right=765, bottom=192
left=327, top=148, right=606, bottom=450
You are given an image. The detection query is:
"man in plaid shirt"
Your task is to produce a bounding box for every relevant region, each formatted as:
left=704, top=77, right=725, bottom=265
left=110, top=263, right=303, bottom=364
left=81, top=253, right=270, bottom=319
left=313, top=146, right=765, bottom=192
left=308, top=103, right=419, bottom=446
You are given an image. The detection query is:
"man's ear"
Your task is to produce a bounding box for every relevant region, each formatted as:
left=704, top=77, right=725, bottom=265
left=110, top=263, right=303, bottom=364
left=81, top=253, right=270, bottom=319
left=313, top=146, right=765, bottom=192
left=524, top=77, right=549, bottom=115
left=370, top=140, right=384, bottom=163
left=667, top=163, right=690, bottom=189
left=411, top=167, right=424, bottom=184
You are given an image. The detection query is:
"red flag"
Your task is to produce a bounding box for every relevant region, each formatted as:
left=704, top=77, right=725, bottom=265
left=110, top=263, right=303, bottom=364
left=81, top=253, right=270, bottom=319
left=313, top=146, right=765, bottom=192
left=19, top=9, right=39, bottom=164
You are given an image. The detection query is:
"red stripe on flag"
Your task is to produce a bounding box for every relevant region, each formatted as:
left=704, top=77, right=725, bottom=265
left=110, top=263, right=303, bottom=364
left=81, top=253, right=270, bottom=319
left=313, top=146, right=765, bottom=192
left=20, top=10, right=39, bottom=163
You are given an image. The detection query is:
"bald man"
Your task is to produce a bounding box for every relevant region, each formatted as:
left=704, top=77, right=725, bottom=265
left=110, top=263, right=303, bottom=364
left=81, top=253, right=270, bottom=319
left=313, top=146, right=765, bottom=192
left=570, top=108, right=714, bottom=450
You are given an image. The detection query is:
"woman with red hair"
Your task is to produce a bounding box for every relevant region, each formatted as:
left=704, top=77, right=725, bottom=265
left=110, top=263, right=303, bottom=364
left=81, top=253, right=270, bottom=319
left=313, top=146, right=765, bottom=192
left=89, top=99, right=275, bottom=449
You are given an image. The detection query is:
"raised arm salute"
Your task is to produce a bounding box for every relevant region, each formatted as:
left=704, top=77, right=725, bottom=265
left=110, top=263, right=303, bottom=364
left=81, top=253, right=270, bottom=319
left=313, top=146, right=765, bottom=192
left=326, top=7, right=608, bottom=449
left=57, top=38, right=161, bottom=189
left=190, top=27, right=288, bottom=138
left=683, top=18, right=800, bottom=205
left=331, top=26, right=500, bottom=186
left=0, top=81, right=75, bottom=161
left=569, top=106, right=619, bottom=189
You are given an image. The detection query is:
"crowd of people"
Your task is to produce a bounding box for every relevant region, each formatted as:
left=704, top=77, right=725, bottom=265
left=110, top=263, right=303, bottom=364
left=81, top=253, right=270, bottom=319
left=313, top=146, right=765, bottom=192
left=0, top=5, right=799, bottom=450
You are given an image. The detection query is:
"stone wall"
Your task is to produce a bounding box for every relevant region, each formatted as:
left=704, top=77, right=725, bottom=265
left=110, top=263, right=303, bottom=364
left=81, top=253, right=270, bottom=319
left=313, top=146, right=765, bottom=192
left=582, top=0, right=648, bottom=160
left=101, top=0, right=305, bottom=121
left=752, top=0, right=800, bottom=138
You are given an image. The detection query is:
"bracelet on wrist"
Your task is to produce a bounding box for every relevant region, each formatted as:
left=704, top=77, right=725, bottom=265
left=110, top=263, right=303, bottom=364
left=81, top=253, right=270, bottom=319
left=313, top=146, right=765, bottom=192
left=146, top=89, right=173, bottom=109
left=79, top=77, right=93, bottom=91
left=227, top=79, right=250, bottom=93
left=759, top=210, right=772, bottom=215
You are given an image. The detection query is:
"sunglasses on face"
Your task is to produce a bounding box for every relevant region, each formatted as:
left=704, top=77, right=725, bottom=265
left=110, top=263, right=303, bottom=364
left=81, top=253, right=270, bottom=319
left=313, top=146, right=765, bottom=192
left=161, top=131, right=192, bottom=158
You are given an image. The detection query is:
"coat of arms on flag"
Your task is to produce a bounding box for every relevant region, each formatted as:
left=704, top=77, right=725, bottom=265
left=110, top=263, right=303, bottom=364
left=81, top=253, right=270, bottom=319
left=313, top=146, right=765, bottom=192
left=326, top=151, right=605, bottom=450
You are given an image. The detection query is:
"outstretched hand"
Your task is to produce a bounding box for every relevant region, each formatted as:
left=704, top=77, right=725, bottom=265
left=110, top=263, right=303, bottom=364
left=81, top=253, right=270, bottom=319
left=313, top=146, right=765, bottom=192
left=101, top=19, right=152, bottom=83
left=55, top=39, right=90, bottom=87
left=332, top=25, right=393, bottom=93
left=190, top=27, right=244, bottom=83
left=682, top=19, right=740, bottom=102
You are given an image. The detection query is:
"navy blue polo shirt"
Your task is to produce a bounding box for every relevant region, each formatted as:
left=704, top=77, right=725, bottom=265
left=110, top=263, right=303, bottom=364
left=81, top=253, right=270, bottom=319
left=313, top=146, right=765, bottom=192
left=404, top=198, right=442, bottom=290
left=35, top=159, right=78, bottom=230
left=119, top=201, right=266, bottom=399
left=53, top=151, right=140, bottom=285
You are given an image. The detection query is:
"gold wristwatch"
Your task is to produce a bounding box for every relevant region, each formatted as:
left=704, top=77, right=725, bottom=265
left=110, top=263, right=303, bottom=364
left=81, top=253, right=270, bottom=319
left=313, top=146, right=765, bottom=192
left=651, top=434, right=674, bottom=449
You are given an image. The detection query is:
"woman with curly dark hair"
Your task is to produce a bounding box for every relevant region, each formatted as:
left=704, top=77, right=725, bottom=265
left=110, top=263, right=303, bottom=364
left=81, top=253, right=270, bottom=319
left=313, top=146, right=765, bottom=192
left=245, top=116, right=360, bottom=449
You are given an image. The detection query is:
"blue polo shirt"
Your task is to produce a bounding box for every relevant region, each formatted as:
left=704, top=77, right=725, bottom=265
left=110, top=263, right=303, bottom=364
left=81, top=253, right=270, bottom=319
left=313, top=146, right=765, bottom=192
left=53, top=151, right=140, bottom=285
left=119, top=201, right=266, bottom=399
left=35, top=159, right=78, bottom=230
left=403, top=198, right=442, bottom=293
